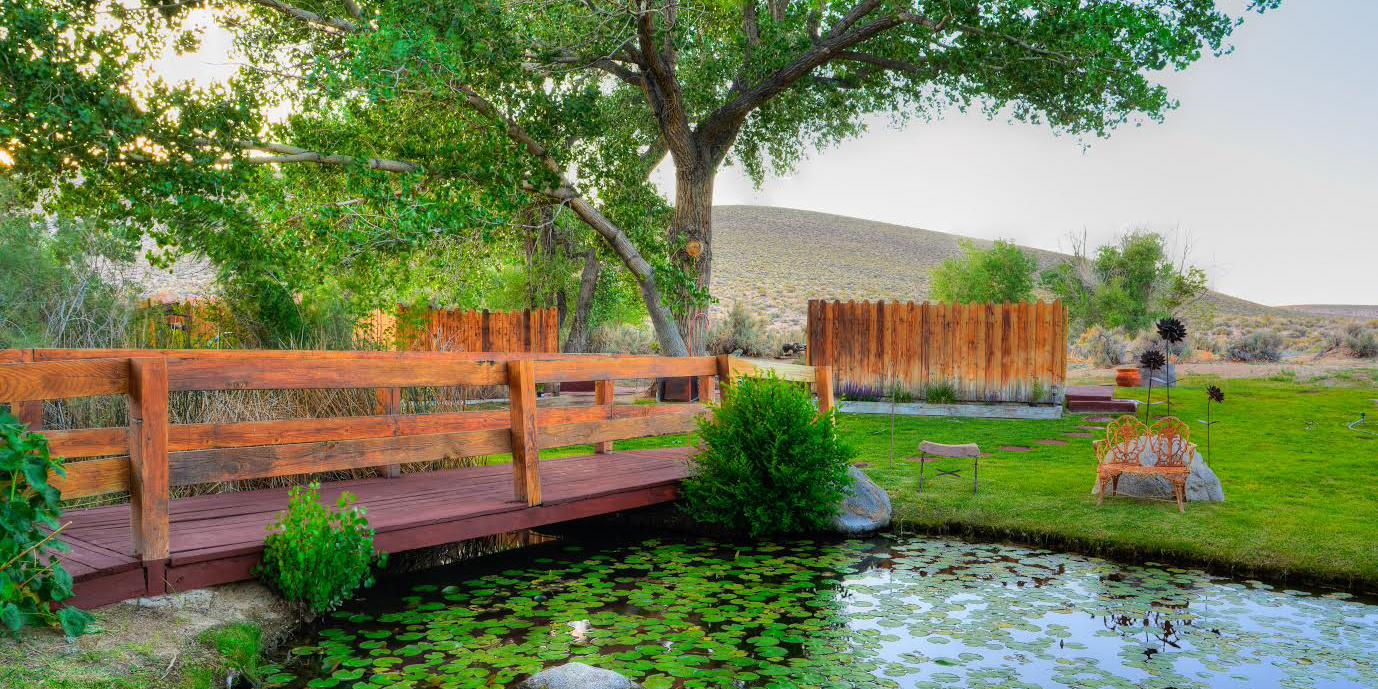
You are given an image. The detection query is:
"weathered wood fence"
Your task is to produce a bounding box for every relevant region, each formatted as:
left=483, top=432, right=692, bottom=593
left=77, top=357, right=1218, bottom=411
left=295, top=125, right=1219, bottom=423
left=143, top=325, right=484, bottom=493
left=807, top=300, right=1067, bottom=403
left=0, top=349, right=831, bottom=598
left=360, top=307, right=560, bottom=353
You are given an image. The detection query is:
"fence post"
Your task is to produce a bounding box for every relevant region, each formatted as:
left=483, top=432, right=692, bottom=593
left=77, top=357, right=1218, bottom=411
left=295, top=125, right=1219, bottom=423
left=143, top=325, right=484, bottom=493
left=13, top=349, right=43, bottom=430
left=507, top=359, right=542, bottom=506
left=128, top=357, right=170, bottom=595
left=815, top=365, right=834, bottom=418
left=375, top=387, right=402, bottom=477
left=715, top=355, right=733, bottom=397
left=593, top=380, right=614, bottom=454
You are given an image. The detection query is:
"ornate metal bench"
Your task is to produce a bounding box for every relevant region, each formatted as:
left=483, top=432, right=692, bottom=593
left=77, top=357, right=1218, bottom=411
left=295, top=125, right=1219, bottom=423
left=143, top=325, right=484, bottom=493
left=1094, top=415, right=1196, bottom=512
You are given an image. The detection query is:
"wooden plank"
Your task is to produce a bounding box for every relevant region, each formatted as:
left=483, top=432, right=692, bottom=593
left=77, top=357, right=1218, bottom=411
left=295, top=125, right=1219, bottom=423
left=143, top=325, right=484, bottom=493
left=816, top=365, right=834, bottom=417
left=51, top=456, right=130, bottom=499
left=128, top=358, right=170, bottom=569
left=593, top=380, right=614, bottom=454
left=507, top=359, right=541, bottom=506
left=0, top=359, right=129, bottom=402
left=532, top=356, right=717, bottom=383
left=375, top=387, right=402, bottom=478
left=45, top=427, right=129, bottom=458
left=167, top=357, right=508, bottom=391
left=170, top=429, right=512, bottom=485
left=539, top=409, right=702, bottom=448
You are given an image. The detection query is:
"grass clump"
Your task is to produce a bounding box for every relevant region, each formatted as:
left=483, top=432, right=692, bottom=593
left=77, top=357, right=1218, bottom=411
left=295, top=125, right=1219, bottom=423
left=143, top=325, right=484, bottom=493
left=254, top=482, right=386, bottom=613
left=924, top=381, right=958, bottom=404
left=680, top=374, right=856, bottom=537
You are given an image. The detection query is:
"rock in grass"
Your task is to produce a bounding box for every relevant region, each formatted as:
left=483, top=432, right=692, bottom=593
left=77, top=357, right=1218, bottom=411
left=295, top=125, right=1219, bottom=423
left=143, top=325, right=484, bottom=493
left=517, top=663, right=645, bottom=689
left=1091, top=441, right=1225, bottom=502
left=829, top=466, right=892, bottom=534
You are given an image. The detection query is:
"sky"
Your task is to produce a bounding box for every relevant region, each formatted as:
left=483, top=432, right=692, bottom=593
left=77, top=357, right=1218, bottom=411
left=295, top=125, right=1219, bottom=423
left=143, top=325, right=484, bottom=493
left=685, top=1, right=1378, bottom=307
left=159, top=1, right=1377, bottom=307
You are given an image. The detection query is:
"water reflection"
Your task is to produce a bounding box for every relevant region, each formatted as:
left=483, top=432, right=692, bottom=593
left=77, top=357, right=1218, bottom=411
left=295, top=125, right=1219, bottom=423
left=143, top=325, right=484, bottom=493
left=273, top=535, right=1378, bottom=689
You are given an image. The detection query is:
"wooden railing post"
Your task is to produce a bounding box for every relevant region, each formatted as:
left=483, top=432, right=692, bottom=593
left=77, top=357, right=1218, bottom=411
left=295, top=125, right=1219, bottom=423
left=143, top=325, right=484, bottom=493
left=715, top=355, right=733, bottom=397
left=128, top=358, right=170, bottom=594
left=375, top=387, right=402, bottom=477
left=815, top=365, right=834, bottom=417
left=593, top=380, right=614, bottom=454
left=506, top=360, right=542, bottom=506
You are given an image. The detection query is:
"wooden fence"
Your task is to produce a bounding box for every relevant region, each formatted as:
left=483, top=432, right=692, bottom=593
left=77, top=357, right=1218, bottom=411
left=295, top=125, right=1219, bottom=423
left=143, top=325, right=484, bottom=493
left=359, top=306, right=559, bottom=353
left=0, top=349, right=831, bottom=596
left=806, top=300, right=1067, bottom=404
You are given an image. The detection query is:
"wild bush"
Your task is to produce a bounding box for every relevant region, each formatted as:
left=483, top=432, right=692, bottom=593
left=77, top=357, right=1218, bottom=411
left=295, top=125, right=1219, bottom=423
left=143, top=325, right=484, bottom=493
left=1077, top=327, right=1129, bottom=366
left=706, top=302, right=777, bottom=357
left=680, top=374, right=856, bottom=537
left=1344, top=329, right=1378, bottom=358
left=588, top=322, right=657, bottom=354
left=0, top=414, right=93, bottom=637
left=929, top=238, right=1037, bottom=304
left=254, top=482, right=386, bottom=613
left=1226, top=331, right=1284, bottom=363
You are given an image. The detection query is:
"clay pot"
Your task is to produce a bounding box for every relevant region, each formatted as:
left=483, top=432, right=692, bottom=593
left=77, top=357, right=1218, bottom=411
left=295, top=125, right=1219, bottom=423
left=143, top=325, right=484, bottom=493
left=1115, top=367, right=1141, bottom=387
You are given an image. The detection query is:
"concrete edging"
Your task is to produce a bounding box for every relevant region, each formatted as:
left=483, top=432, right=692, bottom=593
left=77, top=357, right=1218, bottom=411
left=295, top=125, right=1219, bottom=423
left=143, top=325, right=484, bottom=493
left=838, top=400, right=1063, bottom=419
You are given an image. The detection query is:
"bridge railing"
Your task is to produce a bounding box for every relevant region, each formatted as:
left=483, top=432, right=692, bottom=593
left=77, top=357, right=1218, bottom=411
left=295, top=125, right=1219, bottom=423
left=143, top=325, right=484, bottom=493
left=1, top=349, right=832, bottom=573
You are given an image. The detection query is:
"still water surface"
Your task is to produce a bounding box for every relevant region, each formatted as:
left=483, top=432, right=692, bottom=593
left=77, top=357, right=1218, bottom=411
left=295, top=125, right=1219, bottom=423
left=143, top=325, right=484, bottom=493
left=270, top=535, right=1378, bottom=688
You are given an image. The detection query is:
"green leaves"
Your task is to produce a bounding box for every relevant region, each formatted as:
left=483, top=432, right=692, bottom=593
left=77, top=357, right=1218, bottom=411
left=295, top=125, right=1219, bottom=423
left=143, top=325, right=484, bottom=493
left=253, top=482, right=387, bottom=614
left=0, top=412, right=87, bottom=637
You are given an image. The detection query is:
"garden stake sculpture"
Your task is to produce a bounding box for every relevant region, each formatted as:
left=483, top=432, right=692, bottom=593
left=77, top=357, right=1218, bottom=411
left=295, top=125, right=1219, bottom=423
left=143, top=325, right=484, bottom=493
left=1156, top=317, right=1187, bottom=416
left=1202, top=385, right=1224, bottom=463
left=1139, top=349, right=1166, bottom=423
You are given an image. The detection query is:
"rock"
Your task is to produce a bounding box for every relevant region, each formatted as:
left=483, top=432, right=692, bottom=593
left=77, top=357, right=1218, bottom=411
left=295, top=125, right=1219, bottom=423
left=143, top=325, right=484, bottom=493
left=134, top=588, right=214, bottom=611
left=1091, top=439, right=1224, bottom=502
left=1139, top=362, right=1179, bottom=387
left=517, top=663, right=645, bottom=689
left=829, top=466, right=892, bottom=534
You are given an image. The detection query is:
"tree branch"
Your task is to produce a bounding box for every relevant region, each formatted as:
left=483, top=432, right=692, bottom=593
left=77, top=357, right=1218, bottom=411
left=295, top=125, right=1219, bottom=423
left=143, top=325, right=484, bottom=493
left=200, top=139, right=419, bottom=172
left=633, top=0, right=695, bottom=162
left=835, top=50, right=928, bottom=74
left=244, top=0, right=366, bottom=33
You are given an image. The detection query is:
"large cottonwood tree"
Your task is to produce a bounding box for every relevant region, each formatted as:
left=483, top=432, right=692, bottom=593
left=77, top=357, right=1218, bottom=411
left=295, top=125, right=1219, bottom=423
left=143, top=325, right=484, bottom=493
left=1, top=0, right=1277, bottom=354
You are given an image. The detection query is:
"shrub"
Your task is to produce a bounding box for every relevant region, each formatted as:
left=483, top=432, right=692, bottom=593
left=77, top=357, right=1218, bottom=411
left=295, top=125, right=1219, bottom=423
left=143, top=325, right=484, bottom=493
left=1226, top=331, right=1284, bottom=363
left=1345, top=329, right=1378, bottom=358
left=1077, top=327, right=1128, bottom=367
left=925, top=381, right=958, bottom=404
left=706, top=302, right=777, bottom=357
left=588, top=322, right=656, bottom=354
left=0, top=414, right=93, bottom=637
left=929, top=238, right=1038, bottom=304
left=680, top=374, right=856, bottom=537
left=254, top=482, right=386, bottom=613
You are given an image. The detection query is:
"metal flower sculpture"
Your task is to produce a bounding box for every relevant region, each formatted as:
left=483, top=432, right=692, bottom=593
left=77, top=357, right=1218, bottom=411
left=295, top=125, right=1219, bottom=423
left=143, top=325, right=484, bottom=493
left=1203, top=385, right=1224, bottom=462
left=1154, top=317, right=1187, bottom=415
left=1139, top=349, right=1166, bottom=422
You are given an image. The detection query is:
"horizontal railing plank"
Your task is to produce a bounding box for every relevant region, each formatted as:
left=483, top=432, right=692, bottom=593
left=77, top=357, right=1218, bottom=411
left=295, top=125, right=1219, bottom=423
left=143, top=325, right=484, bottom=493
left=51, top=456, right=131, bottom=499
left=45, top=428, right=129, bottom=458
left=170, top=429, right=514, bottom=484
left=533, top=356, right=718, bottom=383
left=0, top=359, right=130, bottom=402
left=538, top=408, right=704, bottom=449
left=166, top=358, right=508, bottom=391
left=27, top=348, right=642, bottom=362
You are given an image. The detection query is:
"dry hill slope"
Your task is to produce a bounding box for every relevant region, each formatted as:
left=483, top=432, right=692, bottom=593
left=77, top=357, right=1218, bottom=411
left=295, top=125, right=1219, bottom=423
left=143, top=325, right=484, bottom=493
left=710, top=205, right=1280, bottom=331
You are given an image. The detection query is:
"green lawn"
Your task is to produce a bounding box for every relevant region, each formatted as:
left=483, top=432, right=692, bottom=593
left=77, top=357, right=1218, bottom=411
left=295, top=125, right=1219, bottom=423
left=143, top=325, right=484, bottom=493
left=586, top=372, right=1378, bottom=590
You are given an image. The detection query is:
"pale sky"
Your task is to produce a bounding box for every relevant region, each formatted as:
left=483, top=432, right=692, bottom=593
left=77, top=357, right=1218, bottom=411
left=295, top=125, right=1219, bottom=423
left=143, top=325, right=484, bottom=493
left=695, top=1, right=1378, bottom=307
left=161, top=1, right=1376, bottom=307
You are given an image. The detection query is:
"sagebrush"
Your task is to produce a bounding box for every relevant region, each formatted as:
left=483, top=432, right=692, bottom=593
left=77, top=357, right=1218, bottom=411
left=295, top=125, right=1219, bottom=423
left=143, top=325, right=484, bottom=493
left=680, top=374, right=855, bottom=537
left=1226, top=331, right=1284, bottom=363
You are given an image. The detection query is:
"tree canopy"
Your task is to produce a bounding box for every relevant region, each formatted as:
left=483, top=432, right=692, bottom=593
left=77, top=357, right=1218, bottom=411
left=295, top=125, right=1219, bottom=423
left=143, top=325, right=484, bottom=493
left=1, top=0, right=1278, bottom=353
left=929, top=238, right=1037, bottom=304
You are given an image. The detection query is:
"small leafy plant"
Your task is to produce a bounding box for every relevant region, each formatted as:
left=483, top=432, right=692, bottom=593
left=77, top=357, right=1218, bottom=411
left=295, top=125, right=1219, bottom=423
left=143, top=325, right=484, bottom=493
left=681, top=374, right=856, bottom=537
left=0, top=413, right=93, bottom=637
left=924, top=381, right=958, bottom=405
left=254, top=482, right=386, bottom=613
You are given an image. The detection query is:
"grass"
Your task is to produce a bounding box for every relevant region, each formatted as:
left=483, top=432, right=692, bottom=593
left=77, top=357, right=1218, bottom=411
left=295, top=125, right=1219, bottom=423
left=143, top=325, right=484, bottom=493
left=595, top=373, right=1378, bottom=590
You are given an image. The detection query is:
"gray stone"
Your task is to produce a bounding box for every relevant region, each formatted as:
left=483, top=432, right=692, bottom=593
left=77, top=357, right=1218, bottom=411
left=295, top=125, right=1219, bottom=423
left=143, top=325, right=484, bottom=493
left=1091, top=439, right=1224, bottom=502
left=829, top=466, right=892, bottom=534
left=517, top=663, right=645, bottom=689
left=1139, top=362, right=1179, bottom=387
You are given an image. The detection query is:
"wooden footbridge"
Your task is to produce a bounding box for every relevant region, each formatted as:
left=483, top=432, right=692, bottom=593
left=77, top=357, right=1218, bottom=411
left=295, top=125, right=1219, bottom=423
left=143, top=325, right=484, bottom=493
left=0, top=349, right=832, bottom=608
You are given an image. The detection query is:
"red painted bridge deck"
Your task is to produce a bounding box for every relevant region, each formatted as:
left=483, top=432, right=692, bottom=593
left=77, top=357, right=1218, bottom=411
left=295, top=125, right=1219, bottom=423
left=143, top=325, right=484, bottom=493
left=62, top=448, right=692, bottom=608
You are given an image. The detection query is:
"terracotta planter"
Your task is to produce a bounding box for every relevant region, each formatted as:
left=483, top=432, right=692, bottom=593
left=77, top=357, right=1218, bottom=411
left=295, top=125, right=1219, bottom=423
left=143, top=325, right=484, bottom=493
left=1115, top=367, right=1141, bottom=387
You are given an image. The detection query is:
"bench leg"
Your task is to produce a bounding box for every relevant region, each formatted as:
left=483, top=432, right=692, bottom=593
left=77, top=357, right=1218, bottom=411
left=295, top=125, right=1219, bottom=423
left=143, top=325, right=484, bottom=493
left=1175, top=483, right=1185, bottom=513
left=972, top=456, right=979, bottom=494
left=1096, top=476, right=1107, bottom=506
left=918, top=453, right=926, bottom=493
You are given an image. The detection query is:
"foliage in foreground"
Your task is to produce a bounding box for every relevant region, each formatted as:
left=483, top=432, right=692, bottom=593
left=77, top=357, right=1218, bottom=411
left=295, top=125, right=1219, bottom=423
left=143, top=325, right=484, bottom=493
left=254, top=482, right=386, bottom=613
left=0, top=414, right=92, bottom=637
left=681, top=375, right=855, bottom=537
left=930, top=239, right=1038, bottom=305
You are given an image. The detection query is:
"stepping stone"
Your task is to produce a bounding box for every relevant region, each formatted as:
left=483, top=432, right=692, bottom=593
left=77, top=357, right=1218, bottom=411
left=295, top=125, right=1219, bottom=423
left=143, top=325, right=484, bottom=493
left=1086, top=415, right=1113, bottom=422
left=1064, top=432, right=1094, bottom=438
left=852, top=461, right=870, bottom=468
left=1034, top=439, right=1068, bottom=445
left=978, top=452, right=994, bottom=457
left=1077, top=425, right=1103, bottom=431
left=996, top=445, right=1033, bottom=452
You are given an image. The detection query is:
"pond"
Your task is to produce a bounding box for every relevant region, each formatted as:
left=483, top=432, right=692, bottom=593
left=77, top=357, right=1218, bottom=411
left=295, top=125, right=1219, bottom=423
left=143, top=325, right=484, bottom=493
left=267, top=534, right=1378, bottom=689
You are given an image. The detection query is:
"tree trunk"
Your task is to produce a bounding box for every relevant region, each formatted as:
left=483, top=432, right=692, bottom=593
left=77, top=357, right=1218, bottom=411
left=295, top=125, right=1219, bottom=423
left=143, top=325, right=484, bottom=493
left=671, top=163, right=714, bottom=354
left=563, top=248, right=601, bottom=353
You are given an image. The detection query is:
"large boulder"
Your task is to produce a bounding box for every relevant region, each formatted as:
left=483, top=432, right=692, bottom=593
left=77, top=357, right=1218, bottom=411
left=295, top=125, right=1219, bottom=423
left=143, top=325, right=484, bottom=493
left=1091, top=440, right=1224, bottom=502
left=517, top=663, right=645, bottom=689
left=830, top=466, right=892, bottom=534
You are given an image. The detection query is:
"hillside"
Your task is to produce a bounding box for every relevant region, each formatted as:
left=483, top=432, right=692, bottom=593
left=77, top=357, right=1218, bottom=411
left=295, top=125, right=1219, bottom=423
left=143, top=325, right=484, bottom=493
left=710, top=205, right=1285, bottom=331
left=1279, top=305, right=1378, bottom=319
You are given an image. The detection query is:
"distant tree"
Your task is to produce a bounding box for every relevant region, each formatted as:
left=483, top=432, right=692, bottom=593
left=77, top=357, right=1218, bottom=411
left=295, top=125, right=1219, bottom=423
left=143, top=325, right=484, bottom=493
left=929, top=239, right=1037, bottom=304
left=1041, top=231, right=1209, bottom=334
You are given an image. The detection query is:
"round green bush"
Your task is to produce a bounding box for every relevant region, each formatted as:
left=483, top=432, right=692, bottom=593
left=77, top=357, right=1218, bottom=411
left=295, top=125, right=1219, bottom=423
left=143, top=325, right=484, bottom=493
left=680, top=374, right=856, bottom=537
left=253, top=482, right=385, bottom=613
